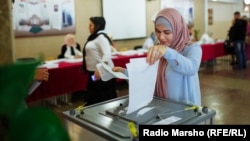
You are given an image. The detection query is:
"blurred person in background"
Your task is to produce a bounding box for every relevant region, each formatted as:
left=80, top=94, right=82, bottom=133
left=58, top=34, right=82, bottom=59
left=245, top=17, right=250, bottom=61
left=142, top=32, right=158, bottom=49
left=230, top=11, right=247, bottom=70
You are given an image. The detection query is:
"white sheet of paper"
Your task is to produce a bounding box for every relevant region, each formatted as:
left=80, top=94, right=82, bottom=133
left=126, top=57, right=159, bottom=114
left=28, top=81, right=42, bottom=95
left=64, top=58, right=82, bottom=63
left=96, top=63, right=114, bottom=81
left=101, top=62, right=129, bottom=80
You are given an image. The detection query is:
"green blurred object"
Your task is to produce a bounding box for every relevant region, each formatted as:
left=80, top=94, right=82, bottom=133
left=194, top=29, right=200, bottom=41
left=0, top=59, right=39, bottom=119
left=8, top=107, right=70, bottom=141
left=0, top=59, right=70, bottom=141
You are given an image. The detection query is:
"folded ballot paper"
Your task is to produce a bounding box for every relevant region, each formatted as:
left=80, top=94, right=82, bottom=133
left=28, top=80, right=41, bottom=95
left=96, top=58, right=159, bottom=115
left=126, top=58, right=159, bottom=115
left=96, top=62, right=129, bottom=81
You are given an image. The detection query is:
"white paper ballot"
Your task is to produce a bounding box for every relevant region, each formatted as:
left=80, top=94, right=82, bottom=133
left=28, top=81, right=42, bottom=95
left=97, top=62, right=129, bottom=81
left=126, top=58, right=159, bottom=114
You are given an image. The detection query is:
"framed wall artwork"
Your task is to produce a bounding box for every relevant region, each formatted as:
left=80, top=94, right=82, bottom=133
left=208, top=8, right=213, bottom=25
left=12, top=0, right=75, bottom=37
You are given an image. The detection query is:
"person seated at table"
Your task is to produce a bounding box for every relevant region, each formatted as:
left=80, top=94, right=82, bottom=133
left=197, top=31, right=214, bottom=45
left=58, top=34, right=82, bottom=59
left=142, top=32, right=157, bottom=49
left=198, top=31, right=216, bottom=65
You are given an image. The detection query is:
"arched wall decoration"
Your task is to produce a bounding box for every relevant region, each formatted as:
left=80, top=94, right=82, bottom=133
left=12, top=0, right=75, bottom=37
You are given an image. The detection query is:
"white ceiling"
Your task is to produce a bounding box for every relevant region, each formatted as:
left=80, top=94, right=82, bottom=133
left=209, top=0, right=238, bottom=3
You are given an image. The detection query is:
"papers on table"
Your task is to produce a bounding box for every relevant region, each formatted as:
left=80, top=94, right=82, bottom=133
left=112, top=49, right=148, bottom=56
left=38, top=58, right=82, bottom=68
left=38, top=63, right=59, bottom=69
left=38, top=59, right=65, bottom=68
left=64, top=58, right=82, bottom=63
left=126, top=58, right=159, bottom=114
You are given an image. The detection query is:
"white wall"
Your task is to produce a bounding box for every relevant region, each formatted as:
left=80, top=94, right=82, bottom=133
left=209, top=0, right=238, bottom=3
left=205, top=0, right=244, bottom=40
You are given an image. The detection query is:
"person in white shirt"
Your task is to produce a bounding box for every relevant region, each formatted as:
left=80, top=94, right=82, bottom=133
left=197, top=31, right=214, bottom=45
left=197, top=31, right=216, bottom=65
left=142, top=32, right=157, bottom=49
left=82, top=16, right=117, bottom=106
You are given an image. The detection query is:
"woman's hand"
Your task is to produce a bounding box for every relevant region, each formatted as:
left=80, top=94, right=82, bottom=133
left=94, top=70, right=101, bottom=81
left=112, top=67, right=125, bottom=73
left=34, top=68, right=49, bottom=81
left=146, top=45, right=167, bottom=65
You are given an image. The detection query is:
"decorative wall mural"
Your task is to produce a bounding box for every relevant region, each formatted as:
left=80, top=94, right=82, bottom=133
left=12, top=0, right=75, bottom=37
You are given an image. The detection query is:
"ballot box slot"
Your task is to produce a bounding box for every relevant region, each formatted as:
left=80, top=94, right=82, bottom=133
left=149, top=110, right=201, bottom=125
left=76, top=113, right=132, bottom=139
left=62, top=96, right=216, bottom=141
left=104, top=98, right=201, bottom=125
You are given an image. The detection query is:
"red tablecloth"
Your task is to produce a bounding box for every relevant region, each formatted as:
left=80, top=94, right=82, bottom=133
left=213, top=42, right=226, bottom=58
left=201, top=42, right=225, bottom=62
left=26, top=53, right=147, bottom=103
left=26, top=62, right=88, bottom=103
left=112, top=53, right=147, bottom=68
left=26, top=43, right=227, bottom=103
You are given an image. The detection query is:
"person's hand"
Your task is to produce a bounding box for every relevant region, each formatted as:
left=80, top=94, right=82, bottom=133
left=34, top=68, right=49, bottom=81
left=94, top=70, right=101, bottom=81
left=146, top=45, right=167, bottom=65
left=74, top=55, right=82, bottom=59
left=112, top=67, right=125, bottom=73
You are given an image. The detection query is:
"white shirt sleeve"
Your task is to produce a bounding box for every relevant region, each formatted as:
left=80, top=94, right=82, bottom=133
left=96, top=34, right=114, bottom=67
left=199, top=34, right=214, bottom=44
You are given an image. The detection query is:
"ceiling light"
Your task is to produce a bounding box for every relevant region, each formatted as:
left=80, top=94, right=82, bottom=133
left=244, top=0, right=250, bottom=5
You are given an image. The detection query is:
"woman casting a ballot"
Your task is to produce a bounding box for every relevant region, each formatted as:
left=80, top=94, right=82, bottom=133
left=112, top=8, right=202, bottom=106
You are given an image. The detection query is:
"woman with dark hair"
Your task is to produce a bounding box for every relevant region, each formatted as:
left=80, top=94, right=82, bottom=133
left=82, top=17, right=117, bottom=106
